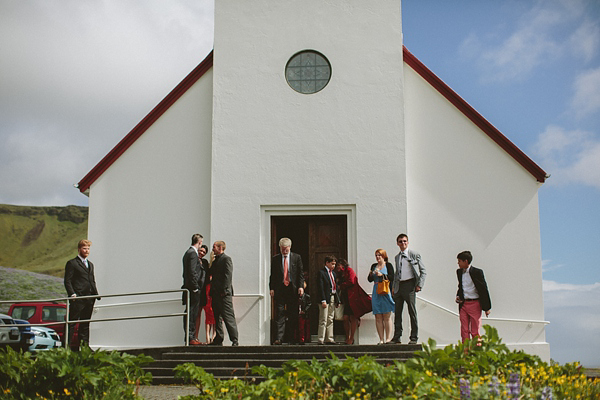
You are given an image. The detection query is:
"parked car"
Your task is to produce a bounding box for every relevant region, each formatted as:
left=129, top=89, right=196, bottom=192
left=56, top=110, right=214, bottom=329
left=29, top=326, right=62, bottom=352
left=13, top=319, right=35, bottom=352
left=0, top=313, right=21, bottom=350
left=8, top=302, right=79, bottom=348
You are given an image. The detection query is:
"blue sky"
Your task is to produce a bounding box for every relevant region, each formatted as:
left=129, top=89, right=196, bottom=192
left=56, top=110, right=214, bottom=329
left=1, top=0, right=598, bottom=366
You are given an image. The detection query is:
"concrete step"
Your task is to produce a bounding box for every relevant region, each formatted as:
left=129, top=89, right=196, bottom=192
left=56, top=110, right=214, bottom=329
left=125, top=343, right=422, bottom=384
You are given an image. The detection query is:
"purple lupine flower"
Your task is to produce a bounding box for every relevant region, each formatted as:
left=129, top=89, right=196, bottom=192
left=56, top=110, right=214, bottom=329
left=541, top=386, right=553, bottom=400
left=507, top=373, right=520, bottom=398
left=488, top=376, right=500, bottom=395
left=459, top=378, right=471, bottom=399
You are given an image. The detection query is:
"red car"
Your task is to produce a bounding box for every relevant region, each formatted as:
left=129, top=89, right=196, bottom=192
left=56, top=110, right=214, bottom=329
left=8, top=302, right=79, bottom=348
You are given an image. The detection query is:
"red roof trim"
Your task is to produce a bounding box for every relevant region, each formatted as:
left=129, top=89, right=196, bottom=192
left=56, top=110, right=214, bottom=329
left=78, top=47, right=546, bottom=193
left=77, top=51, right=214, bottom=193
left=402, top=46, right=546, bottom=183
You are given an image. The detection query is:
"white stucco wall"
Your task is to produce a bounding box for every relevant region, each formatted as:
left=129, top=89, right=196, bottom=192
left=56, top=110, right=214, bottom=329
left=212, top=0, right=406, bottom=345
left=87, top=69, right=214, bottom=349
left=403, top=66, right=549, bottom=360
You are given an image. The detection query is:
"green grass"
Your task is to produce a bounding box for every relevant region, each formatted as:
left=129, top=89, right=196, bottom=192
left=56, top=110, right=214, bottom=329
left=0, top=204, right=88, bottom=276
left=0, top=266, right=65, bottom=314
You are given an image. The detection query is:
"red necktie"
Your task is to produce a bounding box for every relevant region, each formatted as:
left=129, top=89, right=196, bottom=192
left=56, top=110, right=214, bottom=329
left=283, top=256, right=290, bottom=286
left=329, top=270, right=336, bottom=291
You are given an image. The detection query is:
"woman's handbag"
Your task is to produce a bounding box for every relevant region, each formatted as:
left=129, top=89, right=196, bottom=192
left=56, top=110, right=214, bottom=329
left=377, top=277, right=390, bottom=295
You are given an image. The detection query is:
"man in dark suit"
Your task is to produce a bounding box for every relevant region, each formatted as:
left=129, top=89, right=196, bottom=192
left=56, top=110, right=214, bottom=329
left=209, top=241, right=239, bottom=346
left=269, top=237, right=304, bottom=345
left=64, top=239, right=99, bottom=349
left=455, top=250, right=491, bottom=342
left=182, top=234, right=205, bottom=345
left=317, top=255, right=339, bottom=344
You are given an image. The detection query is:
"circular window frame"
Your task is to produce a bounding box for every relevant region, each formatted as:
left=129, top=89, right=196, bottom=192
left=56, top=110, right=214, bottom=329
left=285, top=50, right=332, bottom=94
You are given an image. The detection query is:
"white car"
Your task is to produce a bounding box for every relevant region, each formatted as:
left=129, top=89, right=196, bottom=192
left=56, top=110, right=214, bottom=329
left=29, top=326, right=62, bottom=352
left=0, top=313, right=21, bottom=349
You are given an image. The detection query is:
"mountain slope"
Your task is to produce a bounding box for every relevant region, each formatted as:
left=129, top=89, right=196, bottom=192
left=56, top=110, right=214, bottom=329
left=0, top=204, right=88, bottom=277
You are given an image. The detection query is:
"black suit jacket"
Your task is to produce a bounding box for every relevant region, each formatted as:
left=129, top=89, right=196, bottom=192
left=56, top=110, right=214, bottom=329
left=317, top=267, right=339, bottom=304
left=269, top=252, right=304, bottom=297
left=456, top=266, right=491, bottom=312
left=210, top=253, right=234, bottom=298
left=182, top=247, right=203, bottom=292
left=64, top=257, right=99, bottom=297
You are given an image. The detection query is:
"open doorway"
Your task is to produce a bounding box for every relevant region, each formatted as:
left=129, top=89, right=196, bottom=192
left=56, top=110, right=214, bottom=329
left=270, top=215, right=347, bottom=343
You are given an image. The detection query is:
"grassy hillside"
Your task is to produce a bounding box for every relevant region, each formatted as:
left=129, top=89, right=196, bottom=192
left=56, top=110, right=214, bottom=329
left=0, top=266, right=65, bottom=314
left=0, top=204, right=88, bottom=277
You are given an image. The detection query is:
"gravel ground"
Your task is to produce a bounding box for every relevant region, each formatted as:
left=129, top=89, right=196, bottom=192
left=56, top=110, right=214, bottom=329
left=137, top=385, right=200, bottom=399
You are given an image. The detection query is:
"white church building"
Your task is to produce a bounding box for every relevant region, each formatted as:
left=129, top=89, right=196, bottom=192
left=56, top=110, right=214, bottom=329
left=77, top=1, right=550, bottom=359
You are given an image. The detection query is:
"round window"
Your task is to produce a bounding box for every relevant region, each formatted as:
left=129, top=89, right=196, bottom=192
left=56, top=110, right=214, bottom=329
left=285, top=50, right=331, bottom=94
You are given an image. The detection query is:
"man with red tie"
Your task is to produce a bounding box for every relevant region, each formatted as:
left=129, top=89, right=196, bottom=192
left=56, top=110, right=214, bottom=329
left=317, top=255, right=339, bottom=345
left=269, top=237, right=304, bottom=345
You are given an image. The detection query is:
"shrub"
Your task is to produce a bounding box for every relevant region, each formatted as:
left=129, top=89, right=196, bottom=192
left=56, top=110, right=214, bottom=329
left=0, top=345, right=153, bottom=399
left=174, top=325, right=599, bottom=399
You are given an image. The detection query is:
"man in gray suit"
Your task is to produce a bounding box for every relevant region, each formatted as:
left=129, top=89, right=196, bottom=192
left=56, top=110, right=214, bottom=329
left=209, top=240, right=239, bottom=346
left=389, top=233, right=426, bottom=344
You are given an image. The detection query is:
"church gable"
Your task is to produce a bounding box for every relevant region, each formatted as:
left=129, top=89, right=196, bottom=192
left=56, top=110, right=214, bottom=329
left=77, top=48, right=545, bottom=193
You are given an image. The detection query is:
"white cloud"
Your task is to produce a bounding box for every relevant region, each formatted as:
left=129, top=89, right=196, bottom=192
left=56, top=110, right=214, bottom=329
left=543, top=279, right=600, bottom=366
left=459, top=0, right=596, bottom=82
left=571, top=67, right=600, bottom=118
left=569, top=18, right=600, bottom=62
left=532, top=125, right=600, bottom=189
left=0, top=0, right=214, bottom=206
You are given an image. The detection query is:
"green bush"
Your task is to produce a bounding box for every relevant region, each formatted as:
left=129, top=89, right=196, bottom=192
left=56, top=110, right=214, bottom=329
left=174, top=325, right=599, bottom=399
left=0, top=345, right=153, bottom=399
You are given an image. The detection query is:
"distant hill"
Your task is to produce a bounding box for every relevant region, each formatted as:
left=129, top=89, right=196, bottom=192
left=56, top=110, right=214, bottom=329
left=0, top=204, right=88, bottom=277
left=0, top=266, right=65, bottom=314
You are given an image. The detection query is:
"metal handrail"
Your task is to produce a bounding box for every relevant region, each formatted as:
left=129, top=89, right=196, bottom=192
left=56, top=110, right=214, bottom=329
left=417, top=296, right=550, bottom=325
left=1, top=290, right=265, bottom=347
left=0, top=289, right=191, bottom=347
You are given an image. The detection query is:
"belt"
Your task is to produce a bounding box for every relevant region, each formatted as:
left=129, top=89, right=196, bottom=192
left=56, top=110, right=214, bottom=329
left=464, top=298, right=479, bottom=302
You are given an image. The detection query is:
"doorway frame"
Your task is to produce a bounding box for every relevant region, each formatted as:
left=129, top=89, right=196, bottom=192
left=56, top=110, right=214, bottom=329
left=259, top=204, right=357, bottom=345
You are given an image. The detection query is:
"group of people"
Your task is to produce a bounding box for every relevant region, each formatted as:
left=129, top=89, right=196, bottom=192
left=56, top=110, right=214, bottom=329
left=270, top=233, right=492, bottom=346
left=182, top=234, right=238, bottom=346
left=63, top=232, right=491, bottom=349
left=367, top=234, right=492, bottom=344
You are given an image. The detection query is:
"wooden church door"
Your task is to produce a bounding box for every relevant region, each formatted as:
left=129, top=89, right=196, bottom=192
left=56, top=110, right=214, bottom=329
left=270, top=215, right=347, bottom=342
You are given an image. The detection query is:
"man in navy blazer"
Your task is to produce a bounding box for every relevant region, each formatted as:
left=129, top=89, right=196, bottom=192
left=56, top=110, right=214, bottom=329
left=64, top=239, right=99, bottom=349
left=181, top=233, right=205, bottom=345
left=455, top=251, right=491, bottom=342
left=269, top=237, right=304, bottom=344
left=317, top=255, right=339, bottom=344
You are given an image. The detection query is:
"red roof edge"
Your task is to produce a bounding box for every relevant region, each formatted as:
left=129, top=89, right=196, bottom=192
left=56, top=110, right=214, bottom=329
left=402, top=46, right=547, bottom=183
left=77, top=51, right=214, bottom=193
left=77, top=47, right=546, bottom=194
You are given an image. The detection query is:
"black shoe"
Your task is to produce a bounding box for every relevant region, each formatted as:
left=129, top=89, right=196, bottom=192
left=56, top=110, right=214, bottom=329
left=208, top=340, right=223, bottom=346
left=232, top=342, right=239, bottom=347
left=387, top=338, right=401, bottom=344
left=408, top=340, right=418, bottom=344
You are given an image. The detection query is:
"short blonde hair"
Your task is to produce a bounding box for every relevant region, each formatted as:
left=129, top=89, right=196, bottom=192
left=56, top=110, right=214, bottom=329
left=78, top=239, right=92, bottom=249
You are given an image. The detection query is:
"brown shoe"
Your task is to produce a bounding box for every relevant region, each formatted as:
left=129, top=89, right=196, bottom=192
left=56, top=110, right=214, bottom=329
left=190, top=339, right=202, bottom=346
